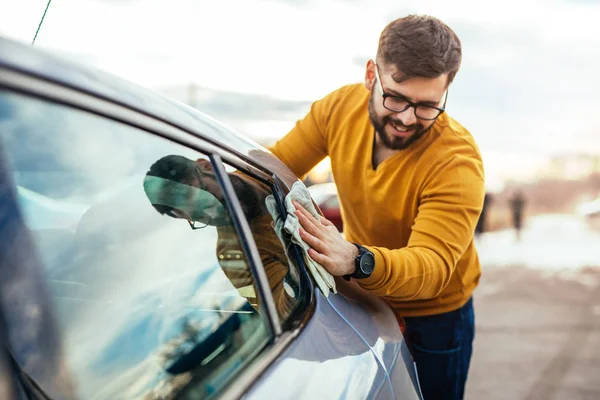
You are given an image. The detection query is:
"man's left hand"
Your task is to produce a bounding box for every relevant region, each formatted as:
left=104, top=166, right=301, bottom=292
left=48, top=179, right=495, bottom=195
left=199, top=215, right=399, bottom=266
left=293, top=201, right=358, bottom=277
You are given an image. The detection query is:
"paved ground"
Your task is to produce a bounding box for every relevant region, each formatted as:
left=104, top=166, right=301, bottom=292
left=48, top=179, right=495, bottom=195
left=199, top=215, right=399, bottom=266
left=465, top=265, right=600, bottom=400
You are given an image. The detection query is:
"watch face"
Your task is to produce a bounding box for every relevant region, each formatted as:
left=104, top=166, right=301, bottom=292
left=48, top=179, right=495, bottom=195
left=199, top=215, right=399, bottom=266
left=360, top=253, right=375, bottom=275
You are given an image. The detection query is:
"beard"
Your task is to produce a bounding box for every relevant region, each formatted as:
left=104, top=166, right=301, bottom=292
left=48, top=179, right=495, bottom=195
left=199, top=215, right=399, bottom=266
left=368, top=91, right=434, bottom=150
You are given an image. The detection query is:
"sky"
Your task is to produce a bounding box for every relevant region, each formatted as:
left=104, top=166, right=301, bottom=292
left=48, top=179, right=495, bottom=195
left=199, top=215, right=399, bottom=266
left=1, top=0, right=600, bottom=189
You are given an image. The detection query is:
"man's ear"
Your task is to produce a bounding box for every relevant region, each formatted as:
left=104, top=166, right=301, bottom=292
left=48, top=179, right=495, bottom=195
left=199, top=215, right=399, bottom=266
left=364, top=59, right=376, bottom=91
left=195, top=158, right=213, bottom=172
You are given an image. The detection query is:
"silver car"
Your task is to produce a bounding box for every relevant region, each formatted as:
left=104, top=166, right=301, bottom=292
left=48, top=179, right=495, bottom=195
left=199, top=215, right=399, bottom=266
left=0, top=36, right=422, bottom=400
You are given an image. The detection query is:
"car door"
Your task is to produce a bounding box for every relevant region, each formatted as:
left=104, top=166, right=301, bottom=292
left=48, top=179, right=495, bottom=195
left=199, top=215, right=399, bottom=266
left=332, top=280, right=423, bottom=399
left=0, top=57, right=388, bottom=399
left=0, top=85, right=292, bottom=399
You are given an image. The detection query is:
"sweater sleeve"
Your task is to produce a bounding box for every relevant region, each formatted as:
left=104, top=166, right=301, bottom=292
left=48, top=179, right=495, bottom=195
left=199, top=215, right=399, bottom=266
left=268, top=87, right=346, bottom=179
left=357, top=153, right=485, bottom=300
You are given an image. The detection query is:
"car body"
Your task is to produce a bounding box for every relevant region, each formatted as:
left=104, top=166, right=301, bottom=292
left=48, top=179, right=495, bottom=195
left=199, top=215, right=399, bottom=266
left=0, top=37, right=421, bottom=400
left=307, top=182, right=344, bottom=232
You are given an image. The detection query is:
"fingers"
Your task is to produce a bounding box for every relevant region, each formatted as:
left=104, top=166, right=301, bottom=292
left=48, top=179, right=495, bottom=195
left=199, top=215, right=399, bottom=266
left=307, top=248, right=334, bottom=270
left=294, top=206, right=321, bottom=236
left=293, top=201, right=334, bottom=228
left=293, top=201, right=320, bottom=223
left=299, top=227, right=327, bottom=254
left=320, top=217, right=334, bottom=227
left=292, top=200, right=341, bottom=274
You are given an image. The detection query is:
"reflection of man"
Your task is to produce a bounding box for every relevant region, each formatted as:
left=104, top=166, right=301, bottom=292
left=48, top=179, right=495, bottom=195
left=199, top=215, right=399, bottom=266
left=268, top=15, right=483, bottom=399
left=142, top=155, right=295, bottom=320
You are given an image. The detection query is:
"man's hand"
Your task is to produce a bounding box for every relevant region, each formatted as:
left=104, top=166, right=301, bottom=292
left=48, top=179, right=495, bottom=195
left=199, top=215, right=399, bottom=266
left=293, top=200, right=358, bottom=277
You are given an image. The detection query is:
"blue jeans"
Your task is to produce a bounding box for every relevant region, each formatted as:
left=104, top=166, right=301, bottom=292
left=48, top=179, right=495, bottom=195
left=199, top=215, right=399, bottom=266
left=404, top=298, right=475, bottom=400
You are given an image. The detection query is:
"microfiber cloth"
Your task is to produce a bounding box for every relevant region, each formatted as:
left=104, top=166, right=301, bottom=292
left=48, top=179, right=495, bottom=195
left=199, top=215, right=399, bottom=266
left=266, top=181, right=337, bottom=297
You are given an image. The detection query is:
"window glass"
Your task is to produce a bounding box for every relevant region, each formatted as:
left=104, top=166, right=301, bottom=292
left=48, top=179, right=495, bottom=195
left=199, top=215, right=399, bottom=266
left=218, top=163, right=303, bottom=322
left=0, top=90, right=271, bottom=399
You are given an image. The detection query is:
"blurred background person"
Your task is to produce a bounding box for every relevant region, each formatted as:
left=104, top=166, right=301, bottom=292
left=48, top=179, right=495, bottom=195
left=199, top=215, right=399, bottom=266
left=510, top=189, right=526, bottom=241
left=475, top=192, right=494, bottom=238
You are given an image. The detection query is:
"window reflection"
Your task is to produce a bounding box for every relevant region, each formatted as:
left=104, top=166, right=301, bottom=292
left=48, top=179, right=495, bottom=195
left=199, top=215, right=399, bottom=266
left=0, top=91, right=279, bottom=399
left=142, top=154, right=301, bottom=321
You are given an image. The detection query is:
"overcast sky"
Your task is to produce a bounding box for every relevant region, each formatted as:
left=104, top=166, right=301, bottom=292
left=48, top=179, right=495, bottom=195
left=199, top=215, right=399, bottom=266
left=1, top=0, right=599, bottom=188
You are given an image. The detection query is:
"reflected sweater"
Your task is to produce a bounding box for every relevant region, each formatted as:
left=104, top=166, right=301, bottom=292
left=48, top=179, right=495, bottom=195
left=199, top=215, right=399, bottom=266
left=268, top=84, right=485, bottom=317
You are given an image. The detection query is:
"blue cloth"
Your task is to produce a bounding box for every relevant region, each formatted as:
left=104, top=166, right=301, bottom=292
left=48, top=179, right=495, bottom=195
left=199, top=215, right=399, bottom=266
left=403, top=298, right=475, bottom=400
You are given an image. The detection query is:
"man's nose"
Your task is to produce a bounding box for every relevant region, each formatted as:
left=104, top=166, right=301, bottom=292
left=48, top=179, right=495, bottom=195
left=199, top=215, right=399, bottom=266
left=395, top=106, right=418, bottom=126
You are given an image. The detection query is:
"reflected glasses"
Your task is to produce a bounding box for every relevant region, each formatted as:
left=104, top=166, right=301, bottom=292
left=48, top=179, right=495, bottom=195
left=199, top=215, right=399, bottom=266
left=167, top=208, right=208, bottom=230
left=167, top=163, right=217, bottom=230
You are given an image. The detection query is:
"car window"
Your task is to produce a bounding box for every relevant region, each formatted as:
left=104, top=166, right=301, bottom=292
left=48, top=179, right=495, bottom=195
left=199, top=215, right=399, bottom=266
left=219, top=163, right=304, bottom=324
left=0, top=90, right=272, bottom=399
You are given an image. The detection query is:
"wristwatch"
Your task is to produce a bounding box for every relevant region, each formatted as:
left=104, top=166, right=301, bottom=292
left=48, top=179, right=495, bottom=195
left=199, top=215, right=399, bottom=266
left=343, top=243, right=375, bottom=281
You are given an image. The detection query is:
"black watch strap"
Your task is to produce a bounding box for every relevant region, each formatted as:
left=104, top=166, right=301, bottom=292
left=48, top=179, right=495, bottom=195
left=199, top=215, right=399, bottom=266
left=343, top=243, right=375, bottom=281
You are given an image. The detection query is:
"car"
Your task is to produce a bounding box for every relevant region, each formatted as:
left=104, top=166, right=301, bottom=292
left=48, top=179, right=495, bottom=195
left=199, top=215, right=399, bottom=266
left=0, top=36, right=422, bottom=400
left=307, top=182, right=344, bottom=232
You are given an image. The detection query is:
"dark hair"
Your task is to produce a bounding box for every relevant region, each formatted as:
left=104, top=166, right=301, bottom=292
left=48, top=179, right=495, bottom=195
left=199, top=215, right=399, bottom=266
left=144, top=155, right=264, bottom=222
left=145, top=154, right=198, bottom=215
left=146, top=154, right=197, bottom=183
left=376, top=15, right=462, bottom=85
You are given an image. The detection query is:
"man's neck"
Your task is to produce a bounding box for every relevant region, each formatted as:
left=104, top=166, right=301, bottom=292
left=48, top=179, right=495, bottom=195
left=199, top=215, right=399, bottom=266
left=372, top=135, right=400, bottom=170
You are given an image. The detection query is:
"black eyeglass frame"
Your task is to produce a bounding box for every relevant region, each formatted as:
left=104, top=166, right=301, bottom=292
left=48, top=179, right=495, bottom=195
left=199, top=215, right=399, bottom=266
left=165, top=164, right=219, bottom=230
left=374, top=64, right=448, bottom=121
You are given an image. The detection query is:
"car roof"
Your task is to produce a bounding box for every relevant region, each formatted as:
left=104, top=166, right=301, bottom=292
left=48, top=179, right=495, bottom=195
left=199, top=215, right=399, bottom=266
left=0, top=37, right=265, bottom=157
left=0, top=36, right=302, bottom=187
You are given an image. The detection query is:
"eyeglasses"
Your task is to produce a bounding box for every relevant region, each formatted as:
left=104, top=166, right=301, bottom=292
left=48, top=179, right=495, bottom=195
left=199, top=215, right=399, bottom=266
left=374, top=64, right=448, bottom=121
left=187, top=220, right=207, bottom=230
left=166, top=162, right=216, bottom=230
left=166, top=208, right=208, bottom=230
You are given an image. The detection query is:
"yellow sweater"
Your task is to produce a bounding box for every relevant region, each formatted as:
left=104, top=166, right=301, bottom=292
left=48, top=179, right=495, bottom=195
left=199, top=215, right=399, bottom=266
left=269, top=83, right=485, bottom=317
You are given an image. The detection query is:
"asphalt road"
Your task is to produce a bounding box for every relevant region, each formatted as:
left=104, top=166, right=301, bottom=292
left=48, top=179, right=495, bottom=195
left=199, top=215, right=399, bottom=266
left=465, top=265, right=600, bottom=399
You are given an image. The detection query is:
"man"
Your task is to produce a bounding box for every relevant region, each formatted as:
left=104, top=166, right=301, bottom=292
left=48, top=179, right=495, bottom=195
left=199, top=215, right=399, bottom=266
left=510, top=189, right=526, bottom=241
left=268, top=15, right=484, bottom=399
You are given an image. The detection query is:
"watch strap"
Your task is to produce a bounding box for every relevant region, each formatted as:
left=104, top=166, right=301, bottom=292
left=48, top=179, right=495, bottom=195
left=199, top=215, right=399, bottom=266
left=343, top=243, right=372, bottom=281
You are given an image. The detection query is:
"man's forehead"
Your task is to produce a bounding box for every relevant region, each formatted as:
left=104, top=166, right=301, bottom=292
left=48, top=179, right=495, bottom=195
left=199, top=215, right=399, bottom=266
left=379, top=63, right=448, bottom=102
